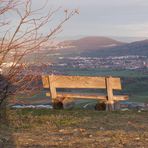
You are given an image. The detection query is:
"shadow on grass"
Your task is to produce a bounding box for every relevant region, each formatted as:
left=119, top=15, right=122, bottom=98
left=0, top=104, right=16, bottom=148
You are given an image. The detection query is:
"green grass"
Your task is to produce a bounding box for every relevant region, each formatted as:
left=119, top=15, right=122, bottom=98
left=1, top=108, right=148, bottom=130
left=56, top=67, right=148, bottom=77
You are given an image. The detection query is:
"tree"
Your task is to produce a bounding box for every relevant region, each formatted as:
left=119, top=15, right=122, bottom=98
left=0, top=0, right=78, bottom=108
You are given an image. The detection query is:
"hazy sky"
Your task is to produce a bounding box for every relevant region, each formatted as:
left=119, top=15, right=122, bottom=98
left=13, top=0, right=148, bottom=40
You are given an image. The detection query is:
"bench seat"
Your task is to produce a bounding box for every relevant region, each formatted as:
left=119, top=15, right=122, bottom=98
left=46, top=92, right=128, bottom=101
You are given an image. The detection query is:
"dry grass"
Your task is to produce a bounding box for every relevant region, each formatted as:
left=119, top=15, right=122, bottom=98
left=0, top=109, right=148, bottom=147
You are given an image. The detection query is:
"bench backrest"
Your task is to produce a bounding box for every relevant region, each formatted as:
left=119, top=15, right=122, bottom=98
left=42, top=75, right=122, bottom=89
left=42, top=75, right=122, bottom=99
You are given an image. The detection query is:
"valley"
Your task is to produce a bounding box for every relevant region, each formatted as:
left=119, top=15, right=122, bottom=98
left=2, top=36, right=148, bottom=105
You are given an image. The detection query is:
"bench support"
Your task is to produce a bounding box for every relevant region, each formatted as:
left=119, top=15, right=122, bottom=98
left=49, top=76, right=63, bottom=109
left=106, top=77, right=114, bottom=111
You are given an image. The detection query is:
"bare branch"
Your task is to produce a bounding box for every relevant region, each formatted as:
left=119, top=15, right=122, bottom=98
left=0, top=0, right=78, bottom=107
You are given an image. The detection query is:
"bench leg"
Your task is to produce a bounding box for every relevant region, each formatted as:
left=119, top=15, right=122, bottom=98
left=114, top=101, right=120, bottom=110
left=106, top=101, right=115, bottom=111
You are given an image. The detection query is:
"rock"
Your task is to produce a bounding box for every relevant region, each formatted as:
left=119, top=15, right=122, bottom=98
left=73, top=129, right=80, bottom=136
left=121, top=108, right=129, bottom=111
left=135, top=137, right=140, bottom=140
left=63, top=98, right=75, bottom=109
left=100, top=127, right=105, bottom=130
left=95, top=102, right=106, bottom=111
left=59, top=129, right=65, bottom=133
left=79, top=128, right=86, bottom=132
left=52, top=101, right=63, bottom=109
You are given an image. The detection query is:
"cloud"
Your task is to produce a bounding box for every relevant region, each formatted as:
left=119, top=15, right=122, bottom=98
left=7, top=0, right=148, bottom=39
left=116, top=23, right=148, bottom=37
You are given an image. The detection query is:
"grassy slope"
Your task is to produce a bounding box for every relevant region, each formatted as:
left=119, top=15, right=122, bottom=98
left=0, top=109, right=148, bottom=147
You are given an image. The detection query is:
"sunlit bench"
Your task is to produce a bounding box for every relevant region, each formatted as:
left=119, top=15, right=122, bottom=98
left=42, top=75, right=128, bottom=111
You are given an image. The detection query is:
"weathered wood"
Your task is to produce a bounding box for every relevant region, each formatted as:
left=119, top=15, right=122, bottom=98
left=46, top=93, right=128, bottom=101
left=106, top=101, right=114, bottom=111
left=42, top=75, right=128, bottom=111
left=42, top=76, right=49, bottom=88
left=48, top=75, right=57, bottom=101
left=109, top=77, right=122, bottom=90
left=106, top=77, right=114, bottom=111
left=46, top=92, right=107, bottom=100
left=49, top=75, right=122, bottom=90
left=42, top=75, right=122, bottom=89
left=51, top=75, right=106, bottom=89
left=113, top=95, right=128, bottom=101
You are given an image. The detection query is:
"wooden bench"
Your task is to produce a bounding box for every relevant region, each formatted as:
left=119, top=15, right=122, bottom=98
left=42, top=75, right=128, bottom=111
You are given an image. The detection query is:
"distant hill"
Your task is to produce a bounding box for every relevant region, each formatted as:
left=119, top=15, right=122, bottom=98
left=58, top=36, right=124, bottom=50
left=25, top=37, right=148, bottom=63
left=81, top=39, right=148, bottom=57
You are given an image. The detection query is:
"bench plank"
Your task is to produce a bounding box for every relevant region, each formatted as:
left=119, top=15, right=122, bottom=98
left=113, top=95, right=128, bottom=101
left=46, top=92, right=128, bottom=101
left=44, top=75, right=122, bottom=90
left=42, top=76, right=49, bottom=88
left=48, top=76, right=57, bottom=99
left=46, top=92, right=107, bottom=100
left=110, top=77, right=122, bottom=90
left=49, top=75, right=106, bottom=89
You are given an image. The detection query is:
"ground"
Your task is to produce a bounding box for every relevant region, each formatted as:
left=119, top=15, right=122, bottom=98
left=0, top=109, right=148, bottom=148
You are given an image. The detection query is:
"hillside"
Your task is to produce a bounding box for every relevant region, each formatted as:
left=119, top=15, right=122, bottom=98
left=44, top=37, right=148, bottom=58
left=58, top=36, right=124, bottom=50
left=82, top=39, right=148, bottom=57
left=24, top=37, right=148, bottom=63
left=0, top=109, right=148, bottom=147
